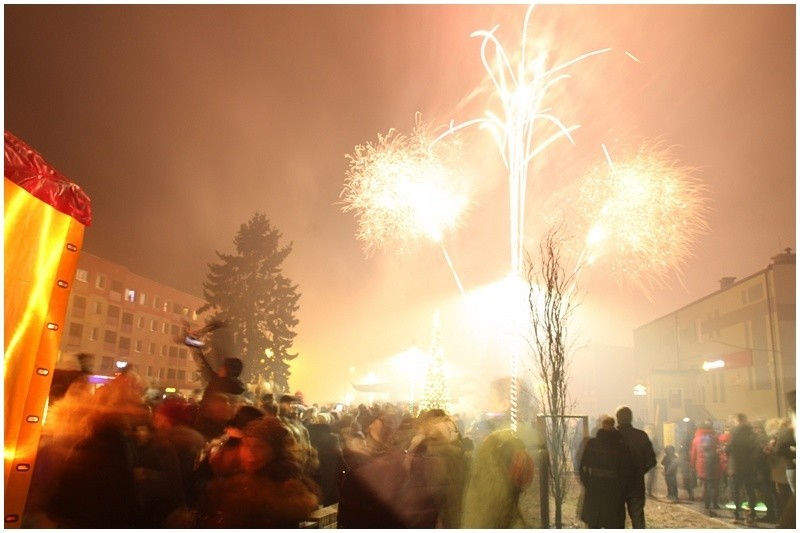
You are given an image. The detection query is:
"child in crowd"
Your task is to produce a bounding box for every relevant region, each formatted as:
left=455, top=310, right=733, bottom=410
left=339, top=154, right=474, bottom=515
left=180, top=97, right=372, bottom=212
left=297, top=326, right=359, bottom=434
left=662, top=444, right=679, bottom=500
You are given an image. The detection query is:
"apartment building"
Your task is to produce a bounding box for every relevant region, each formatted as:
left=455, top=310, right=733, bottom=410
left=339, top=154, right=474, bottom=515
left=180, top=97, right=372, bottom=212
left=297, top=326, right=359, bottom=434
left=633, top=249, right=795, bottom=426
left=59, top=251, right=208, bottom=393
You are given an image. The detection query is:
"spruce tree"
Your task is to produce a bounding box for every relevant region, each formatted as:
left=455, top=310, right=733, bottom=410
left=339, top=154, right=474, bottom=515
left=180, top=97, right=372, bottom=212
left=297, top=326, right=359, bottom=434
left=199, top=213, right=300, bottom=390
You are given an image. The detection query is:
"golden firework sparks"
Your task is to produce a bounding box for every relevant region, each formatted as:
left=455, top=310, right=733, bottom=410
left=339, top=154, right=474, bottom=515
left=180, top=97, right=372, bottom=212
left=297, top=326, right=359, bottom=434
left=340, top=117, right=468, bottom=257
left=574, top=141, right=710, bottom=294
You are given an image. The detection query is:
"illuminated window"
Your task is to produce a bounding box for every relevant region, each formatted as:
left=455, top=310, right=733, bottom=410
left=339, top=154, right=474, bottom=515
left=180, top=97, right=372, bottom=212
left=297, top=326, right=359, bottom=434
left=75, top=269, right=88, bottom=282
left=125, top=289, right=136, bottom=303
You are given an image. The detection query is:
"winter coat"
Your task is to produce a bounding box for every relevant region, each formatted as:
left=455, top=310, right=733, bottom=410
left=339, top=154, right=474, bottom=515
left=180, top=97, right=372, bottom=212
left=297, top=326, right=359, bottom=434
left=690, top=428, right=722, bottom=480
left=195, top=471, right=319, bottom=527
left=617, top=423, right=657, bottom=495
left=579, top=428, right=636, bottom=529
left=307, top=422, right=344, bottom=506
left=727, top=423, right=758, bottom=478
left=461, top=428, right=534, bottom=529
left=717, top=430, right=731, bottom=475
left=338, top=439, right=435, bottom=528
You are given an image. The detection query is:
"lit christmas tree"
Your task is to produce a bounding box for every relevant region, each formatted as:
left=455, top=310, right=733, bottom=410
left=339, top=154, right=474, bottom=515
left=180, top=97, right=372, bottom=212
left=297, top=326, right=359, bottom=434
left=418, top=309, right=451, bottom=414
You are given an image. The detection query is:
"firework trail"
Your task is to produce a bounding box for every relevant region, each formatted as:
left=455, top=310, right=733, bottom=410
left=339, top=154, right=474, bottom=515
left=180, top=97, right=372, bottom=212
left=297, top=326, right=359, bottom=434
left=340, top=115, right=469, bottom=295
left=569, top=141, right=710, bottom=298
left=430, top=3, right=611, bottom=277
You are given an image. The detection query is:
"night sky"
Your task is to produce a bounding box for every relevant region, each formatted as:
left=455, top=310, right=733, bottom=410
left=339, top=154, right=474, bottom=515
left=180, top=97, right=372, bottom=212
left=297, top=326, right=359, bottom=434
left=4, top=4, right=795, bottom=405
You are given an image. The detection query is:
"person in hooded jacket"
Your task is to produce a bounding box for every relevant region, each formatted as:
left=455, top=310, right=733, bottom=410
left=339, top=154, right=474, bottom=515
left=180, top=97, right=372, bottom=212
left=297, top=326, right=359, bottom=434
left=690, top=421, right=722, bottom=515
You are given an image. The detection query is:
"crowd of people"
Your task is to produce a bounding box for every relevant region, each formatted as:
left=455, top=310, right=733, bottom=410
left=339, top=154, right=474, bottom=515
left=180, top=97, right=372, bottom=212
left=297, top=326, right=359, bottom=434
left=23, top=350, right=540, bottom=528
left=21, top=343, right=796, bottom=529
left=578, top=404, right=796, bottom=529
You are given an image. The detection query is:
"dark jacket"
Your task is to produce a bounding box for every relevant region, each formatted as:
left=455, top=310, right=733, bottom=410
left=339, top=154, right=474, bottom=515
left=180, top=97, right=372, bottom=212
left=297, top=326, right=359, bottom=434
left=579, top=428, right=636, bottom=528
left=617, top=423, right=657, bottom=495
left=307, top=422, right=344, bottom=506
left=727, top=423, right=758, bottom=478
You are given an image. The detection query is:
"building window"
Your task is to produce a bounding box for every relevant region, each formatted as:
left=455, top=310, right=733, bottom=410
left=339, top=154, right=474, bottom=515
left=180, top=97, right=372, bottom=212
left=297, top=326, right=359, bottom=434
left=167, top=368, right=176, bottom=379
left=177, top=370, right=186, bottom=381
left=169, top=346, right=178, bottom=359
left=96, top=274, right=106, bottom=289
left=110, top=279, right=124, bottom=294
left=162, top=322, right=169, bottom=334
left=161, top=345, right=168, bottom=357
left=150, top=319, right=158, bottom=332
left=67, top=322, right=83, bottom=344
left=119, top=336, right=131, bottom=350
left=179, top=348, right=187, bottom=360
left=75, top=268, right=88, bottom=282
left=162, top=300, right=169, bottom=312
left=159, top=368, right=165, bottom=379
left=147, top=366, right=154, bottom=377
left=170, top=324, right=180, bottom=337
left=71, top=295, right=87, bottom=318
left=135, top=339, right=143, bottom=353
left=107, top=304, right=121, bottom=320
left=148, top=342, right=156, bottom=355
left=104, top=330, right=117, bottom=344
left=121, top=312, right=134, bottom=327
left=90, top=327, right=99, bottom=341
left=93, top=301, right=103, bottom=314
left=153, top=297, right=161, bottom=310
left=125, top=289, right=136, bottom=303
left=137, top=316, right=145, bottom=328
left=139, top=292, right=147, bottom=306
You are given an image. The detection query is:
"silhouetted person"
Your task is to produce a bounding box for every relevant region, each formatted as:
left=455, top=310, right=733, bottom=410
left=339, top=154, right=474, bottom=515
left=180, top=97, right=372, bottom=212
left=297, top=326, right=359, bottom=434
left=727, top=412, right=758, bottom=525
left=578, top=415, right=635, bottom=528
left=662, top=444, right=679, bottom=500
left=615, top=405, right=657, bottom=528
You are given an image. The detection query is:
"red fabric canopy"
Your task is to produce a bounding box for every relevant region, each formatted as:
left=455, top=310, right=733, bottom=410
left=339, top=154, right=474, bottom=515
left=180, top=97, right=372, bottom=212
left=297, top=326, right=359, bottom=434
left=4, top=131, right=92, bottom=226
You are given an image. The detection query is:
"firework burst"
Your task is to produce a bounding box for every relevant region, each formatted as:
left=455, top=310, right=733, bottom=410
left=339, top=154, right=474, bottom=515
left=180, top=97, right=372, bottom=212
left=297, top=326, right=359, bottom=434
left=572, top=141, right=710, bottom=294
left=340, top=117, right=468, bottom=257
